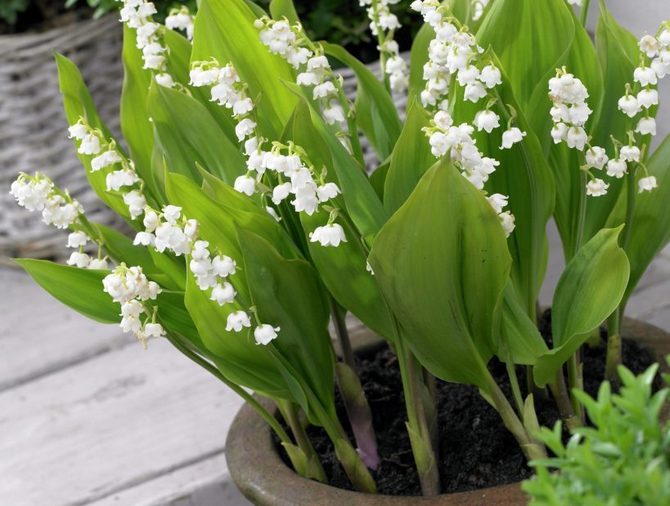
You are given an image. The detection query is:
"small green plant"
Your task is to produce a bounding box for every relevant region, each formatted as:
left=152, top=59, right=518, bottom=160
left=523, top=360, right=670, bottom=506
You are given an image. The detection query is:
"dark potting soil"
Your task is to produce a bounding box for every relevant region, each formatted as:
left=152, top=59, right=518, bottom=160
left=273, top=309, right=660, bottom=496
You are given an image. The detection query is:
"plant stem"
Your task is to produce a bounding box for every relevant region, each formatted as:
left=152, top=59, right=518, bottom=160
left=606, top=167, right=637, bottom=383
left=329, top=300, right=381, bottom=469
left=334, top=82, right=366, bottom=168
left=484, top=370, right=547, bottom=461
left=330, top=299, right=356, bottom=369
left=549, top=370, right=581, bottom=431
left=563, top=170, right=589, bottom=423
left=567, top=353, right=584, bottom=423
left=371, top=0, right=391, bottom=93
left=267, top=345, right=377, bottom=493
left=396, top=338, right=441, bottom=496
left=506, top=362, right=525, bottom=417
left=580, top=0, right=592, bottom=27
left=276, top=400, right=327, bottom=482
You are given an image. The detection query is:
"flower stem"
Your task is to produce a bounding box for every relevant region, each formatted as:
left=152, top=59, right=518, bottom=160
left=606, top=167, right=637, bottom=382
left=506, top=361, right=525, bottom=416
left=329, top=302, right=381, bottom=469
left=334, top=82, right=366, bottom=168
left=484, top=370, right=547, bottom=461
left=396, top=338, right=441, bottom=496
left=276, top=400, right=327, bottom=482
left=549, top=370, right=582, bottom=431
left=267, top=345, right=377, bottom=492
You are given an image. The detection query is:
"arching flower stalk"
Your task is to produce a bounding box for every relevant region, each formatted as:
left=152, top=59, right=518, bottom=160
left=117, top=0, right=175, bottom=88
left=358, top=0, right=409, bottom=93
left=254, top=17, right=366, bottom=164
left=10, top=172, right=110, bottom=270
left=165, top=5, right=195, bottom=40
left=410, top=0, right=520, bottom=237
left=67, top=116, right=279, bottom=345
left=189, top=59, right=348, bottom=248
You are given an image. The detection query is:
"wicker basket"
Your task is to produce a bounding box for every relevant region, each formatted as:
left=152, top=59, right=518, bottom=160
left=0, top=14, right=125, bottom=261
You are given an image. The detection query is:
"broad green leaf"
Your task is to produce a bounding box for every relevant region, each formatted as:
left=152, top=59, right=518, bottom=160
left=148, top=84, right=246, bottom=184
left=270, top=0, right=298, bottom=23
left=192, top=0, right=297, bottom=138
left=369, top=159, right=389, bottom=201
left=56, top=54, right=134, bottom=221
left=383, top=99, right=434, bottom=214
left=408, top=21, right=433, bottom=102
left=608, top=135, right=670, bottom=305
left=477, top=0, right=574, bottom=109
left=237, top=228, right=335, bottom=417
left=301, top=211, right=395, bottom=340
left=284, top=86, right=387, bottom=244
left=499, top=284, right=549, bottom=365
left=322, top=43, right=402, bottom=161
left=451, top=52, right=555, bottom=316
left=200, top=171, right=301, bottom=260
left=369, top=160, right=511, bottom=389
left=534, top=227, right=630, bottom=386
left=157, top=290, right=203, bottom=346
left=120, top=26, right=156, bottom=198
left=16, top=259, right=118, bottom=324
left=184, top=270, right=291, bottom=398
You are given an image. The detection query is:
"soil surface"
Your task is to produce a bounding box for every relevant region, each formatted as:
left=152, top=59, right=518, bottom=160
left=274, top=309, right=659, bottom=496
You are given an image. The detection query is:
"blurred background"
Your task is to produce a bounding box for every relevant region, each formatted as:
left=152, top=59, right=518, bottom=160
left=0, top=1, right=668, bottom=505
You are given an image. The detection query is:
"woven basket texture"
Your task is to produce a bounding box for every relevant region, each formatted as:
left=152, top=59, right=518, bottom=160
left=0, top=22, right=406, bottom=263
left=0, top=14, right=125, bottom=261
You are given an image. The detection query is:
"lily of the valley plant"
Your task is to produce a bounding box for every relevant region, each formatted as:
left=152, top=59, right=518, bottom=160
left=11, top=0, right=670, bottom=496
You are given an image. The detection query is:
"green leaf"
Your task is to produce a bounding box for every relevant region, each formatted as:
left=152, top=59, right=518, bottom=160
left=270, top=0, right=299, bottom=24
left=192, top=0, right=297, bottom=138
left=534, top=227, right=630, bottom=386
left=499, top=283, right=549, bottom=365
left=120, top=25, right=157, bottom=199
left=451, top=51, right=555, bottom=316
left=322, top=43, right=401, bottom=161
left=184, top=270, right=291, bottom=398
left=284, top=86, right=387, bottom=244
left=383, top=99, right=434, bottom=215
left=408, top=21, right=433, bottom=103
left=608, top=135, right=670, bottom=305
left=16, top=259, right=119, bottom=324
left=369, top=160, right=512, bottom=389
left=55, top=53, right=134, bottom=222
left=236, top=228, right=335, bottom=416
left=301, top=211, right=394, bottom=340
left=148, top=84, right=247, bottom=185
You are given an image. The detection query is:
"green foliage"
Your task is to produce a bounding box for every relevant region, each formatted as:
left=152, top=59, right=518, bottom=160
left=534, top=228, right=630, bottom=386
left=523, top=362, right=670, bottom=506
left=370, top=160, right=511, bottom=390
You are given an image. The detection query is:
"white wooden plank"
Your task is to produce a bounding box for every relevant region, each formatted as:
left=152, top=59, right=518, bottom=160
left=0, top=267, right=131, bottom=391
left=0, top=337, right=244, bottom=506
left=89, top=453, right=250, bottom=506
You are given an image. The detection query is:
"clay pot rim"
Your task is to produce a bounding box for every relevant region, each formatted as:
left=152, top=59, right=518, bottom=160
left=226, top=317, right=670, bottom=506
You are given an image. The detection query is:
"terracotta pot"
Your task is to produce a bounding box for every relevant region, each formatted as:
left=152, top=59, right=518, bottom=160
left=226, top=318, right=670, bottom=506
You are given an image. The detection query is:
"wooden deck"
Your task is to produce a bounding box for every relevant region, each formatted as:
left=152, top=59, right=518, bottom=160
left=1, top=2, right=668, bottom=504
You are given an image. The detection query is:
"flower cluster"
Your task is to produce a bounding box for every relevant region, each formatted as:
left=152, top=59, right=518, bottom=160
left=165, top=6, right=195, bottom=40
left=103, top=264, right=164, bottom=347
left=68, top=119, right=147, bottom=217
left=9, top=173, right=111, bottom=269
left=10, top=173, right=81, bottom=230
left=189, top=59, right=347, bottom=248
left=359, top=0, right=408, bottom=93
left=551, top=24, right=670, bottom=197
left=118, top=0, right=174, bottom=88
left=255, top=18, right=347, bottom=128
left=411, top=0, right=521, bottom=237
